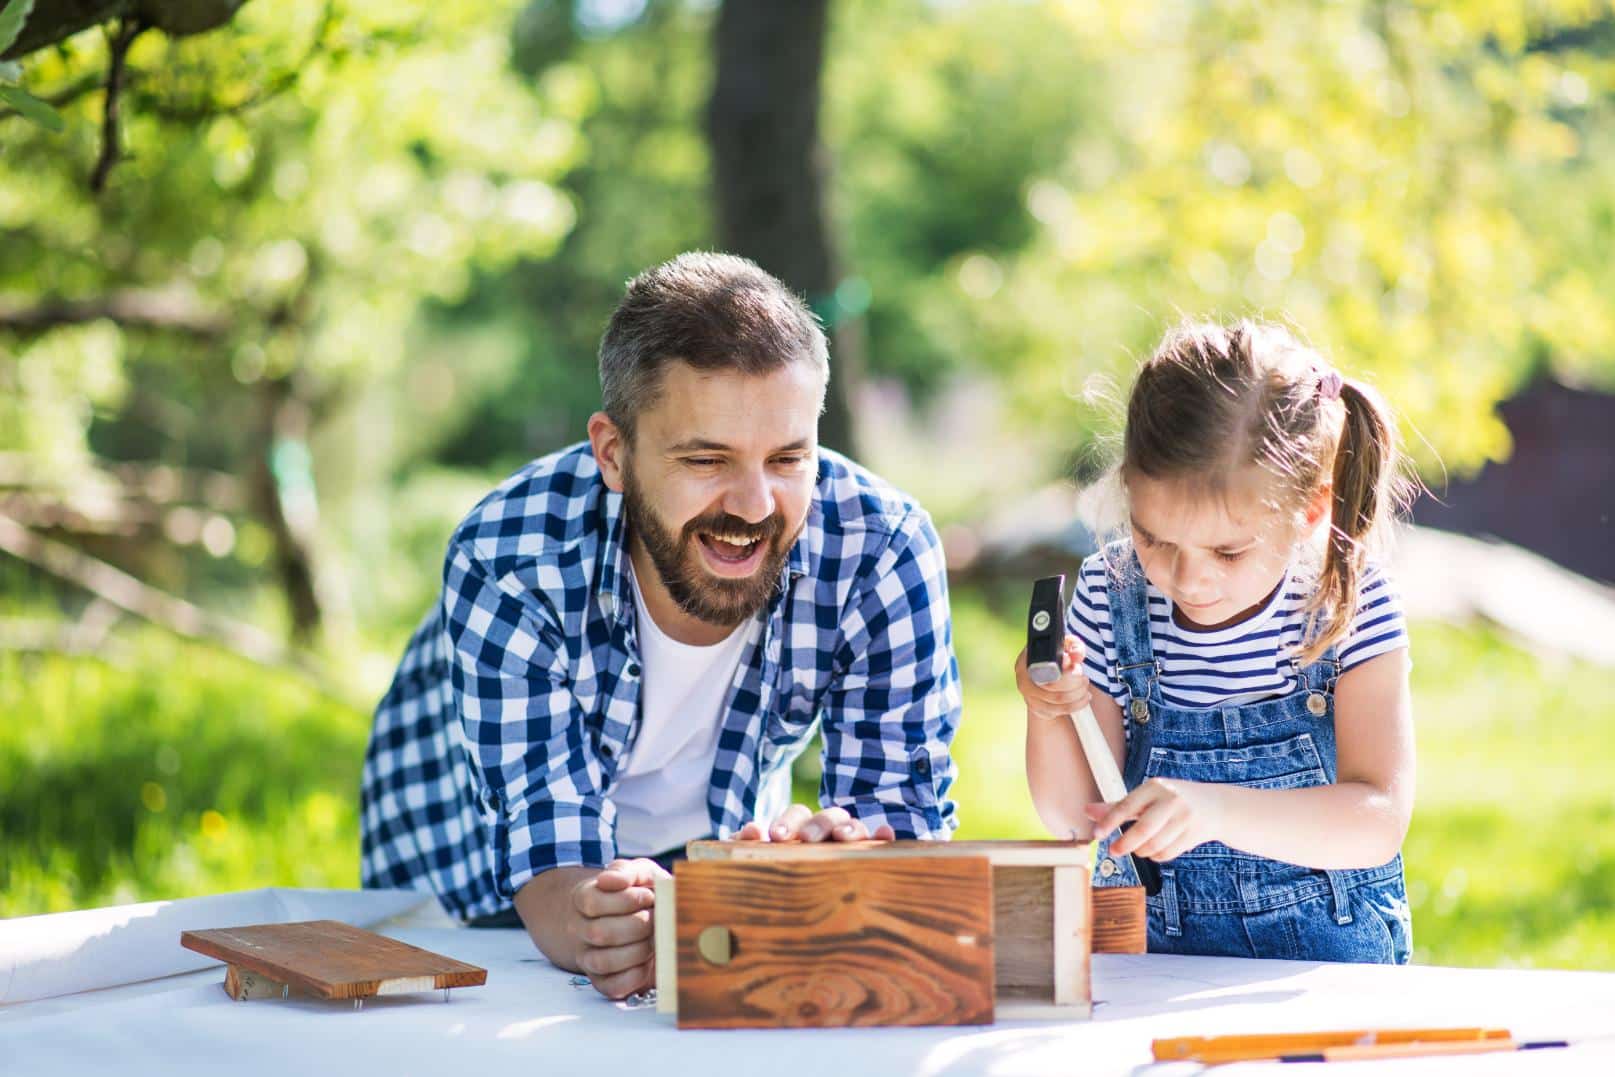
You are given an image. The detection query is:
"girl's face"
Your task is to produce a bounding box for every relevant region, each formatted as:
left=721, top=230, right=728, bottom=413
left=1126, top=469, right=1321, bottom=630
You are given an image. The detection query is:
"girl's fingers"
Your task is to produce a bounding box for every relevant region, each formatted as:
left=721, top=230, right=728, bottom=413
left=1111, top=799, right=1183, bottom=857
left=1132, top=817, right=1189, bottom=861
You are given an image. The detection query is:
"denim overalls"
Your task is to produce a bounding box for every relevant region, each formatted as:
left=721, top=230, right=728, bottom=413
left=1092, top=551, right=1412, bottom=964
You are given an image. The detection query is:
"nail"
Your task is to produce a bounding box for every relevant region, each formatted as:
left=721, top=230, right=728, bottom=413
left=771, top=824, right=787, bottom=838
left=803, top=824, right=822, bottom=840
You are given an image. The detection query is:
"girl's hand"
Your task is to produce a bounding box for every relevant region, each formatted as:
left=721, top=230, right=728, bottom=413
left=1087, top=778, right=1222, bottom=862
left=1014, top=635, right=1091, bottom=721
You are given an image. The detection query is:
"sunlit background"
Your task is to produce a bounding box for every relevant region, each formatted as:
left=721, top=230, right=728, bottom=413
left=3, top=0, right=1612, bottom=969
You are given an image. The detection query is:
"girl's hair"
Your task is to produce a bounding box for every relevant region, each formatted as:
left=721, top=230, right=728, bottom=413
left=1122, top=319, right=1412, bottom=665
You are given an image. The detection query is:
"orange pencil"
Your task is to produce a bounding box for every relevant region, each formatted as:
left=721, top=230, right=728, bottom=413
left=1277, top=1038, right=1569, bottom=1064
left=1153, top=1027, right=1511, bottom=1065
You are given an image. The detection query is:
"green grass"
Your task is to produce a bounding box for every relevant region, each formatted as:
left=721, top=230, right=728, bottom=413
left=3, top=603, right=1612, bottom=970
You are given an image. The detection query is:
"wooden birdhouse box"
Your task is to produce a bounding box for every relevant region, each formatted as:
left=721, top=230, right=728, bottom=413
left=653, top=840, right=1145, bottom=1029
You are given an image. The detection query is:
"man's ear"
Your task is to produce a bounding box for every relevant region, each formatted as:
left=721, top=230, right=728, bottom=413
left=588, top=411, right=629, bottom=493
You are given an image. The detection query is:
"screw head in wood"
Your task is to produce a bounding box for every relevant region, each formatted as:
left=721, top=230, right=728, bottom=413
left=697, top=925, right=733, bottom=966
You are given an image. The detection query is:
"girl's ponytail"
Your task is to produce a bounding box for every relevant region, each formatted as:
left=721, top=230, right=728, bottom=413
left=1301, top=376, right=1407, bottom=664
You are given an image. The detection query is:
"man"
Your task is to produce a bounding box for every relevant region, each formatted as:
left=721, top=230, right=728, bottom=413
left=361, top=252, right=961, bottom=999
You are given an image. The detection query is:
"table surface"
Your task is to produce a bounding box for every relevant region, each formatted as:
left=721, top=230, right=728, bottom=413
left=5, top=916, right=1615, bottom=1076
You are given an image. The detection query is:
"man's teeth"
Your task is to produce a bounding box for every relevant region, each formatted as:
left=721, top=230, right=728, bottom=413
left=708, top=533, right=758, bottom=546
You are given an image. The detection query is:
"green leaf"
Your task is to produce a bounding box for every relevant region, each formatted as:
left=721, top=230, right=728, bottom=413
left=0, top=84, right=61, bottom=131
left=0, top=0, right=35, bottom=56
left=0, top=59, right=21, bottom=85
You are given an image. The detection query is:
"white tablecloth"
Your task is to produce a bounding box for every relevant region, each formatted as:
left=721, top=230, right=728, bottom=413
left=3, top=891, right=1613, bottom=1074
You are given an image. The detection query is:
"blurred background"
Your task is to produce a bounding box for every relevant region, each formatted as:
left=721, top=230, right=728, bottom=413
left=2, top=0, right=1612, bottom=968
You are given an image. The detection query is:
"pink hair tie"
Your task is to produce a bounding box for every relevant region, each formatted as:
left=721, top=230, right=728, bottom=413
left=1317, top=369, right=1343, bottom=401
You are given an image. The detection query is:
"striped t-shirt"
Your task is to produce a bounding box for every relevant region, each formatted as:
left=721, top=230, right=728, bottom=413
left=1067, top=549, right=1409, bottom=710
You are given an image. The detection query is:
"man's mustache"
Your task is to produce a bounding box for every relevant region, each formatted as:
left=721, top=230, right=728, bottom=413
left=681, top=512, right=785, bottom=545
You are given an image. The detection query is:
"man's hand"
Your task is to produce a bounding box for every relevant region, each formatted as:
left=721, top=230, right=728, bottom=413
left=514, top=858, right=668, bottom=1000
left=734, top=803, right=897, bottom=843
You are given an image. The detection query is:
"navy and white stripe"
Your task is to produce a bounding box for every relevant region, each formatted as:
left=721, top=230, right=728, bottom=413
left=361, top=442, right=961, bottom=920
left=1068, top=546, right=1408, bottom=710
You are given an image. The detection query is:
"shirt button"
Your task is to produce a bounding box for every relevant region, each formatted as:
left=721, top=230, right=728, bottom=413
left=1099, top=857, right=1118, bottom=878
left=600, top=744, right=615, bottom=759
left=914, top=756, right=930, bottom=776
left=626, top=663, right=640, bottom=677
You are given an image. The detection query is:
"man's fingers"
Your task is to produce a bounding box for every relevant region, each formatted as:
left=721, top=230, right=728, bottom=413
left=871, top=823, right=896, bottom=841
left=769, top=803, right=814, bottom=841
left=829, top=816, right=868, bottom=841
left=589, top=957, right=656, bottom=1000
left=574, top=880, right=656, bottom=919
left=801, top=806, right=853, bottom=842
left=577, top=938, right=655, bottom=979
left=735, top=820, right=767, bottom=841
left=577, top=908, right=654, bottom=948
left=596, top=857, right=670, bottom=891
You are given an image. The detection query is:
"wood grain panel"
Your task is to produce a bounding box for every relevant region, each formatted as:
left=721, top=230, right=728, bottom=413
left=181, top=920, right=486, bottom=999
left=673, top=857, right=994, bottom=1028
left=992, top=866, right=1052, bottom=1001
left=1091, top=886, right=1147, bottom=954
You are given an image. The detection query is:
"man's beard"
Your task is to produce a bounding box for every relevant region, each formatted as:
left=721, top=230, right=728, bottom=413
left=620, top=466, right=798, bottom=628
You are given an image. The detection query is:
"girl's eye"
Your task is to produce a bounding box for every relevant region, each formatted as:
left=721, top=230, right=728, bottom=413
left=1216, top=550, right=1246, bottom=564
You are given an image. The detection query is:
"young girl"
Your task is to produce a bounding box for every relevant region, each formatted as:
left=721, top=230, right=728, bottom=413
left=1016, top=320, right=1415, bottom=964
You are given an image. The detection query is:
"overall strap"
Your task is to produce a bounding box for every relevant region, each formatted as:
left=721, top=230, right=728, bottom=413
left=1103, top=541, right=1161, bottom=718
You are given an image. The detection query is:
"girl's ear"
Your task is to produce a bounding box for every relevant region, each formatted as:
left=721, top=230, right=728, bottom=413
left=1303, top=482, right=1332, bottom=531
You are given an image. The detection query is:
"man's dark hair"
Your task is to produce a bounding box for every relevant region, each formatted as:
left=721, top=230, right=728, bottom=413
left=599, top=251, right=828, bottom=438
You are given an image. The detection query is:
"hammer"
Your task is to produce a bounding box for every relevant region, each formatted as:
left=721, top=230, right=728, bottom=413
left=1028, top=574, right=1162, bottom=896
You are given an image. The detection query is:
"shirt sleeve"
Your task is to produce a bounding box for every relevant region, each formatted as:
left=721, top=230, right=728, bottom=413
left=1337, top=561, right=1410, bottom=672
left=1066, top=553, right=1125, bottom=705
left=442, top=542, right=615, bottom=898
left=818, top=510, right=961, bottom=839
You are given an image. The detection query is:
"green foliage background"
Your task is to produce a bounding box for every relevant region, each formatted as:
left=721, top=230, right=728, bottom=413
left=3, top=0, right=1614, bottom=969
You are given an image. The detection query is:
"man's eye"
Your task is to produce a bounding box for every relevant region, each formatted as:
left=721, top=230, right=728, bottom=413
left=686, top=457, right=721, bottom=468
left=774, top=455, right=808, bottom=467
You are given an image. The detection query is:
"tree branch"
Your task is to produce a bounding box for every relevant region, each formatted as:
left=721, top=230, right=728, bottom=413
left=0, top=512, right=342, bottom=693
left=89, top=15, right=143, bottom=193
left=0, top=287, right=231, bottom=337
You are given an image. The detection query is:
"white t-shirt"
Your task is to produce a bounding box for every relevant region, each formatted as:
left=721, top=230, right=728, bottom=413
left=610, top=565, right=758, bottom=856
left=1068, top=551, right=1409, bottom=710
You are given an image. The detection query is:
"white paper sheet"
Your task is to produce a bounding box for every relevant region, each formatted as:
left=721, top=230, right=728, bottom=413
left=0, top=887, right=437, bottom=1004
left=4, top=933, right=1615, bottom=1076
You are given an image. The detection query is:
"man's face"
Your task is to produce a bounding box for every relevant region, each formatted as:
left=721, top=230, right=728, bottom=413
left=611, top=359, right=823, bottom=628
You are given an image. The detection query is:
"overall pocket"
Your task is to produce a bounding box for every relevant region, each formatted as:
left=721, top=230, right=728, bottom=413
left=1144, top=732, right=1328, bottom=790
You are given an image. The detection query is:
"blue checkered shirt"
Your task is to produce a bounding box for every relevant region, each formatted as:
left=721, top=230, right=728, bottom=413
left=360, top=443, right=962, bottom=920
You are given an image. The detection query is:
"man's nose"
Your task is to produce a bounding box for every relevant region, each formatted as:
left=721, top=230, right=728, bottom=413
left=723, top=467, right=776, bottom=524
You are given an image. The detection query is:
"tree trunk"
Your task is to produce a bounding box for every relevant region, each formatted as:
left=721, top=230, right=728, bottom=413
left=248, top=375, right=323, bottom=641
left=707, top=0, right=862, bottom=459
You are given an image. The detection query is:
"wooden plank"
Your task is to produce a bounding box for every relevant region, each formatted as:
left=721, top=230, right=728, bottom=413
left=992, top=866, right=1052, bottom=1002
left=1051, top=865, right=1088, bottom=1005
left=673, top=857, right=994, bottom=1028
left=654, top=875, right=678, bottom=1014
left=180, top=920, right=486, bottom=1000
left=685, top=838, right=1091, bottom=867
left=1092, top=886, right=1147, bottom=954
